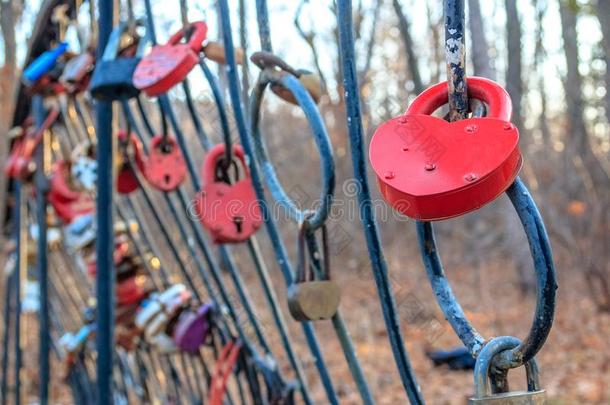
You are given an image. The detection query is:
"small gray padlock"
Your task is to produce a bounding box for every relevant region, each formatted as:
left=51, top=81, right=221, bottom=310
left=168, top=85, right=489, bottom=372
left=287, top=220, right=341, bottom=321
left=469, top=336, right=546, bottom=404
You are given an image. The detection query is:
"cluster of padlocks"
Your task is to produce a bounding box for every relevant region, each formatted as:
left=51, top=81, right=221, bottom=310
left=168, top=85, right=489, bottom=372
left=3, top=0, right=557, bottom=403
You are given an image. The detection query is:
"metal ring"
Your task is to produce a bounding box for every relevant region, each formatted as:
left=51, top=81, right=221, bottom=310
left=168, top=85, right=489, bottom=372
left=249, top=72, right=335, bottom=231
left=417, top=177, right=557, bottom=367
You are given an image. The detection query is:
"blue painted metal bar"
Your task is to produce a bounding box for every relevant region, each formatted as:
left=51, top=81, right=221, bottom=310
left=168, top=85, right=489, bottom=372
left=417, top=178, right=557, bottom=365
left=336, top=1, right=425, bottom=403
left=94, top=0, right=115, bottom=402
left=32, top=94, right=50, bottom=405
left=13, top=182, right=24, bottom=405
left=0, top=269, right=13, bottom=405
left=218, top=1, right=339, bottom=403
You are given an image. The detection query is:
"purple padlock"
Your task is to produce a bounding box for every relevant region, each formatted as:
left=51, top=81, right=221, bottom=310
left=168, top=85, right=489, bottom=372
left=173, top=303, right=214, bottom=353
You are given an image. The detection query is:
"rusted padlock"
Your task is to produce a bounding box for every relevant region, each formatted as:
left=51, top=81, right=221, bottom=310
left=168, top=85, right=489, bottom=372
left=194, top=144, right=262, bottom=244
left=369, top=77, right=522, bottom=221
left=116, top=130, right=147, bottom=194
left=133, top=21, right=208, bottom=96
left=202, top=41, right=244, bottom=65
left=287, top=221, right=341, bottom=321
left=250, top=51, right=324, bottom=105
left=143, top=135, right=186, bottom=191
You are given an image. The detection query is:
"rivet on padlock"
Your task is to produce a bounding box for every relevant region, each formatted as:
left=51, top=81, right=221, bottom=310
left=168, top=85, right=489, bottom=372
left=133, top=21, right=208, bottom=96
left=89, top=22, right=148, bottom=101
left=287, top=220, right=341, bottom=321
left=250, top=51, right=324, bottom=105
left=369, top=76, right=522, bottom=221
left=194, top=144, right=262, bottom=244
left=143, top=135, right=187, bottom=191
left=469, top=336, right=546, bottom=404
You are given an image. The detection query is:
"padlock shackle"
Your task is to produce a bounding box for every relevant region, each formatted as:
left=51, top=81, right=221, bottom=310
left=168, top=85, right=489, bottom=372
left=201, top=143, right=248, bottom=186
left=406, top=77, right=513, bottom=121
left=473, top=336, right=541, bottom=398
left=166, top=21, right=208, bottom=53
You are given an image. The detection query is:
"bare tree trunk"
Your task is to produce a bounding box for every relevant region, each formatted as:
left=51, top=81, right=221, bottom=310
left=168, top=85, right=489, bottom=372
left=505, top=0, right=523, bottom=132
left=597, top=0, right=610, bottom=122
left=392, top=0, right=424, bottom=93
left=533, top=0, right=551, bottom=145
left=468, top=0, right=496, bottom=79
left=0, top=0, right=19, bottom=239
left=559, top=0, right=609, bottom=187
left=427, top=4, right=443, bottom=84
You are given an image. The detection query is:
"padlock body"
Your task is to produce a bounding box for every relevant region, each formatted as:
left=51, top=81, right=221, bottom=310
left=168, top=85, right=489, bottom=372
left=468, top=389, right=546, bottom=404
left=370, top=115, right=521, bottom=220
left=271, top=70, right=323, bottom=105
left=287, top=280, right=341, bottom=321
left=196, top=180, right=263, bottom=243
left=143, top=135, right=186, bottom=191
left=89, top=58, right=141, bottom=100
left=173, top=306, right=213, bottom=353
left=132, top=44, right=198, bottom=96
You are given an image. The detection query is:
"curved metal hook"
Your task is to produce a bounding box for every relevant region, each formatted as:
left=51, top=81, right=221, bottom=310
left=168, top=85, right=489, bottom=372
left=417, top=177, right=557, bottom=367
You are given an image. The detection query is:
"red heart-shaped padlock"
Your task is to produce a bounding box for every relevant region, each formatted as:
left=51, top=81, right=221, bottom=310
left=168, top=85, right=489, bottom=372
left=49, top=160, right=95, bottom=223
left=143, top=135, right=186, bottom=191
left=133, top=21, right=208, bottom=97
left=117, top=130, right=146, bottom=194
left=369, top=77, right=521, bottom=221
left=194, top=144, right=263, bottom=244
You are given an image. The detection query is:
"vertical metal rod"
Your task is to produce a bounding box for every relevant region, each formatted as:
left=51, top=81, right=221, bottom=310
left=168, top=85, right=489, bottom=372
left=32, top=95, right=50, bottom=405
left=95, top=0, right=115, bottom=403
left=0, top=269, right=13, bottom=405
left=444, top=0, right=468, bottom=121
left=14, top=182, right=26, bottom=405
left=336, top=1, right=424, bottom=403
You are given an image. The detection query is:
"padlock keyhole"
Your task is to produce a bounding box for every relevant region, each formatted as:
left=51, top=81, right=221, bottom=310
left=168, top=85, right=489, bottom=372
left=164, top=174, right=171, bottom=184
left=233, top=216, right=244, bottom=233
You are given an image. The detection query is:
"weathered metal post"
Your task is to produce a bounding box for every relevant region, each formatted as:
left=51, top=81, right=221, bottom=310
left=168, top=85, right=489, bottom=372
left=95, top=0, right=115, bottom=403
left=444, top=0, right=468, bottom=120
left=32, top=95, right=50, bottom=405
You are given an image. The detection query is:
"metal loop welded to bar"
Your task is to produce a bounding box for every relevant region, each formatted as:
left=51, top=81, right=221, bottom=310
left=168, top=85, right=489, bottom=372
left=335, top=1, right=425, bottom=403
left=417, top=178, right=557, bottom=366
left=250, top=71, right=335, bottom=230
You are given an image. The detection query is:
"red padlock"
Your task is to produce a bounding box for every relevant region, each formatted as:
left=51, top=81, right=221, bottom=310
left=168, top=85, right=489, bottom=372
left=369, top=77, right=521, bottom=221
left=7, top=109, right=59, bottom=180
left=117, top=130, right=147, bottom=194
left=48, top=160, right=95, bottom=223
left=143, top=135, right=187, bottom=191
left=133, top=21, right=208, bottom=97
left=194, top=144, right=263, bottom=244
left=116, top=273, right=148, bottom=306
